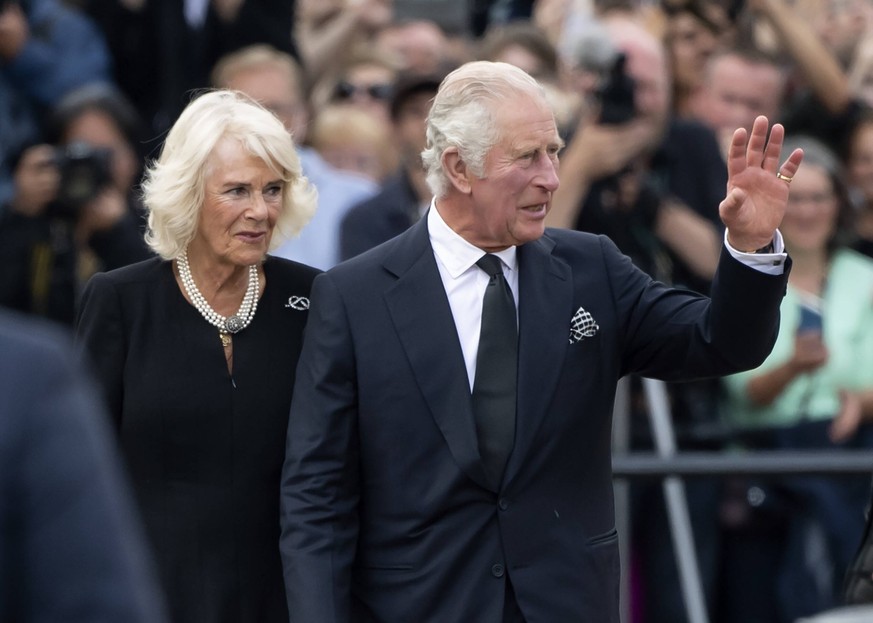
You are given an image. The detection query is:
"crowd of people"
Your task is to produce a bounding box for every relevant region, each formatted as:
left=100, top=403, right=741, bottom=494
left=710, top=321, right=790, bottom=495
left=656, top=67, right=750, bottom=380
left=3, top=0, right=873, bottom=622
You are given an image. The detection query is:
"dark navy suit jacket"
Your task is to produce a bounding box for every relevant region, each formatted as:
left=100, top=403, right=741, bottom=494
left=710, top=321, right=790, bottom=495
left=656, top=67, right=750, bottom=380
left=280, top=218, right=789, bottom=622
left=0, top=309, right=166, bottom=622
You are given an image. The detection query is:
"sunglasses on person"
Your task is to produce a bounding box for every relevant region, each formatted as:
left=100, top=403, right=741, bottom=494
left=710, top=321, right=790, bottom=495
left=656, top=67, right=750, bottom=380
left=333, top=81, right=393, bottom=101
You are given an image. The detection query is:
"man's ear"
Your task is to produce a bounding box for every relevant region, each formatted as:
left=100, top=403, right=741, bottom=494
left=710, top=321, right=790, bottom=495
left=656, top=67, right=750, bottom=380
left=442, top=147, right=472, bottom=195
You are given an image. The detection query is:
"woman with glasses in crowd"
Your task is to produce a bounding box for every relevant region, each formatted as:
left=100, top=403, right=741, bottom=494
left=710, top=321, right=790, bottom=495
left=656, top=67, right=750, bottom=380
left=721, top=135, right=873, bottom=622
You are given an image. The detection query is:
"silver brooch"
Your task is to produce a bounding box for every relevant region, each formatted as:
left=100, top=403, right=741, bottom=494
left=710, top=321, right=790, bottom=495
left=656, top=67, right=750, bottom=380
left=285, top=296, right=310, bottom=310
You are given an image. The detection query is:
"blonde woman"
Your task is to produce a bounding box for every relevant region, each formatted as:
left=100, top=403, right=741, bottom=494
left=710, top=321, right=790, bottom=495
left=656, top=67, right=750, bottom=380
left=76, top=90, right=319, bottom=623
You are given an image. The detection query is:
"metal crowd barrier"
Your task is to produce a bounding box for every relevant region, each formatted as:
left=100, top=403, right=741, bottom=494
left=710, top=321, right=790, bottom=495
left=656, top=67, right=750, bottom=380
left=613, top=451, right=873, bottom=478
left=611, top=378, right=873, bottom=623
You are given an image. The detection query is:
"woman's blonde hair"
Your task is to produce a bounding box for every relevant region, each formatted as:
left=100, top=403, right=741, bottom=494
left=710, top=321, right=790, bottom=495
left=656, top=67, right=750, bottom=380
left=142, top=89, right=317, bottom=260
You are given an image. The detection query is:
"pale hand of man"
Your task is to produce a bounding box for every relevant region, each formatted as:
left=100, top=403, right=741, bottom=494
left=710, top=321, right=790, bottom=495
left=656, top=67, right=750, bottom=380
left=830, top=390, right=862, bottom=443
left=76, top=187, right=127, bottom=243
left=0, top=2, right=28, bottom=61
left=720, top=115, right=804, bottom=252
left=569, top=116, right=659, bottom=182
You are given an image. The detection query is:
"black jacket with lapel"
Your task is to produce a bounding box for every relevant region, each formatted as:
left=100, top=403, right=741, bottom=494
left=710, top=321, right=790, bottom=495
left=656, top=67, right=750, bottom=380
left=281, top=215, right=789, bottom=622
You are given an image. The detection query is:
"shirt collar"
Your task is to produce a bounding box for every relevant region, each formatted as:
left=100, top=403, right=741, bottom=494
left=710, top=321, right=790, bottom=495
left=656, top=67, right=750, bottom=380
left=427, top=199, right=518, bottom=278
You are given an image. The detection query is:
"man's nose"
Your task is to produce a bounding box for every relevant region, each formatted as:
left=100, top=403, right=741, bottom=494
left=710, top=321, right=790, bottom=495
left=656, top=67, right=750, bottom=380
left=538, top=157, right=560, bottom=192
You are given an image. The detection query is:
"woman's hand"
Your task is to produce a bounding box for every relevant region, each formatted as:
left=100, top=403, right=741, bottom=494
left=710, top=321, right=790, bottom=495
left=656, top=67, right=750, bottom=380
left=76, top=187, right=127, bottom=243
left=788, top=331, right=828, bottom=375
left=830, top=390, right=863, bottom=443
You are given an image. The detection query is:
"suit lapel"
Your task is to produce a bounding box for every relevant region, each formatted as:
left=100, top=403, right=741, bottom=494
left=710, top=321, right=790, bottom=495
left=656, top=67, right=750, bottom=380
left=505, top=235, right=573, bottom=485
left=382, top=219, right=493, bottom=491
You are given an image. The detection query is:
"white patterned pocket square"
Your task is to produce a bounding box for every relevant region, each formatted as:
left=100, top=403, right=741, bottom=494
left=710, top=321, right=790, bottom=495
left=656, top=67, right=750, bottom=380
left=569, top=307, right=599, bottom=344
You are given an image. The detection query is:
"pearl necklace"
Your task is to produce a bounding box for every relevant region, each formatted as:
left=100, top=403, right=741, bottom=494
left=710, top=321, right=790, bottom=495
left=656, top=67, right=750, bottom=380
left=177, top=249, right=259, bottom=342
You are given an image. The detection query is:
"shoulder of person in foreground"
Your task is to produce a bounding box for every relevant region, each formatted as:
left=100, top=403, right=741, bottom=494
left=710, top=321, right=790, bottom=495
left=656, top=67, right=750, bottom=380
left=0, top=308, right=168, bottom=623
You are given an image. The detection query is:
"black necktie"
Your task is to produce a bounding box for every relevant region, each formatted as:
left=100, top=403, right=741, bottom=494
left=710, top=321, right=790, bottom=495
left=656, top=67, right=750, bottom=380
left=472, top=254, right=518, bottom=487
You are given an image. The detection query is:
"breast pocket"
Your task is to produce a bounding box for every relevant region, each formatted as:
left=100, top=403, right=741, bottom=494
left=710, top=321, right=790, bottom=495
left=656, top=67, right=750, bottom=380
left=563, top=330, right=602, bottom=375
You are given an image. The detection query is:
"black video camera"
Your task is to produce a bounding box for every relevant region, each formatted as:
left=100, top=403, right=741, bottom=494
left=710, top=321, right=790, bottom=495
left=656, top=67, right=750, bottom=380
left=597, top=53, right=636, bottom=125
left=51, top=141, right=112, bottom=218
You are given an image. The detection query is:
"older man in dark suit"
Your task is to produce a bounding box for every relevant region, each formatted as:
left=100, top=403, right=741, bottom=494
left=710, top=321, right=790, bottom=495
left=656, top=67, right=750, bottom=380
left=280, top=60, right=803, bottom=622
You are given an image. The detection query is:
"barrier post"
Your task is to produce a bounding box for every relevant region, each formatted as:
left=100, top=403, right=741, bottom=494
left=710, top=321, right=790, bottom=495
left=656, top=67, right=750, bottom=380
left=642, top=378, right=710, bottom=623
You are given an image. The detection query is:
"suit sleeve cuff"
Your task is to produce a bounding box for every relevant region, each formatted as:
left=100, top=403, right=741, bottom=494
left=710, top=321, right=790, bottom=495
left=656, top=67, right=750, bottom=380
left=724, top=230, right=787, bottom=276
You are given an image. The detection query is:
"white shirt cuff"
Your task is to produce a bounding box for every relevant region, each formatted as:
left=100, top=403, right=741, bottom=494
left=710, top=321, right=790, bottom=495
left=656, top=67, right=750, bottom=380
left=724, top=230, right=787, bottom=276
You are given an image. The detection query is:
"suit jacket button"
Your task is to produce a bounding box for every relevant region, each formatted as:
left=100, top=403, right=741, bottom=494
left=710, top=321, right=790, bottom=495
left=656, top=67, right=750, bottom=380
left=498, top=498, right=509, bottom=511
left=491, top=563, right=505, bottom=578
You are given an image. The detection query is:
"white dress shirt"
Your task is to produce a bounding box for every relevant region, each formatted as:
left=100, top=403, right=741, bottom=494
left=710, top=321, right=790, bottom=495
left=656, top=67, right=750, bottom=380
left=427, top=201, right=787, bottom=390
left=428, top=205, right=518, bottom=391
left=724, top=229, right=787, bottom=275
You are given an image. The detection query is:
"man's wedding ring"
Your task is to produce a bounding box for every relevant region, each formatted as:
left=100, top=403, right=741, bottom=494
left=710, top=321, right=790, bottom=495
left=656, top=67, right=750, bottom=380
left=776, top=172, right=793, bottom=184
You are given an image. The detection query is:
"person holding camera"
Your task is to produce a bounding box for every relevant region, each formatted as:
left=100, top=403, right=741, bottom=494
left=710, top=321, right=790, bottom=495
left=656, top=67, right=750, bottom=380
left=0, top=85, right=151, bottom=326
left=546, top=13, right=733, bottom=622
left=0, top=0, right=112, bottom=208
left=547, top=13, right=725, bottom=293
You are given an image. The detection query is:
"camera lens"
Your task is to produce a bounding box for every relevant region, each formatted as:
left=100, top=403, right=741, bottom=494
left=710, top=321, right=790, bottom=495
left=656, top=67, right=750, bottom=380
left=53, top=141, right=112, bottom=216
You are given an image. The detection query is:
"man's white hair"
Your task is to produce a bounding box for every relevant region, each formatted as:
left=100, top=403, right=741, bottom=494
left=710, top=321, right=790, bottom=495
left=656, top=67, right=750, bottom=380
left=421, top=61, right=548, bottom=199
